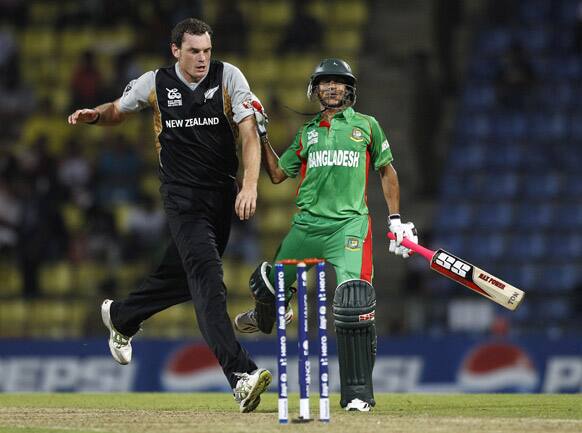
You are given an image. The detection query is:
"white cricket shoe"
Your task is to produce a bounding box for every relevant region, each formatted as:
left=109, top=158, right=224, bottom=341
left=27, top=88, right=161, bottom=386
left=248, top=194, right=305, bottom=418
left=101, top=299, right=133, bottom=365
left=345, top=398, right=371, bottom=412
left=234, top=368, right=272, bottom=413
left=234, top=308, right=293, bottom=334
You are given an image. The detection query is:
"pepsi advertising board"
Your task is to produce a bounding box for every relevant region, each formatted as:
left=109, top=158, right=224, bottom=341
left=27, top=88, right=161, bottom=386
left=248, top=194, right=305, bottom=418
left=0, top=336, right=581, bottom=393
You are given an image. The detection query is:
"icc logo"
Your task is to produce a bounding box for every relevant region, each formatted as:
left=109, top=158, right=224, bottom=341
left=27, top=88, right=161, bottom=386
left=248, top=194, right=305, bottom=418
left=166, top=88, right=183, bottom=107
left=166, top=88, right=181, bottom=99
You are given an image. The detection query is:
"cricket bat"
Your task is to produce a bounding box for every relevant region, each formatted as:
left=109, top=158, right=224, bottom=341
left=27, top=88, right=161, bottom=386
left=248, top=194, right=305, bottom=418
left=387, top=233, right=525, bottom=311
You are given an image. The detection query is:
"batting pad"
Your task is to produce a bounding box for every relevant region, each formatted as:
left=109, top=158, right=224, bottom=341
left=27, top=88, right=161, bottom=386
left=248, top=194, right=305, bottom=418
left=333, top=279, right=377, bottom=408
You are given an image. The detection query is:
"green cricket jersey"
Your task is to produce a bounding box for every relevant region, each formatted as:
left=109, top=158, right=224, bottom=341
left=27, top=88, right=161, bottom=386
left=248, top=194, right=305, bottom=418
left=278, top=107, right=393, bottom=219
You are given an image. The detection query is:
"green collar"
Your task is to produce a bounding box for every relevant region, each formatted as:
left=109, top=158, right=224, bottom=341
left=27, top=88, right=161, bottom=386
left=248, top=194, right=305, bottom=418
left=313, top=106, right=355, bottom=124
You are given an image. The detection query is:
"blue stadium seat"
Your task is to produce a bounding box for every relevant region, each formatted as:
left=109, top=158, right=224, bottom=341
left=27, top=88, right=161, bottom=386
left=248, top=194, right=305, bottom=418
left=439, top=174, right=467, bottom=198
left=493, top=112, right=528, bottom=141
left=569, top=112, right=582, bottom=140
left=537, top=83, right=573, bottom=110
left=501, top=264, right=539, bottom=292
left=516, top=27, right=551, bottom=53
left=447, top=143, right=487, bottom=172
left=434, top=202, right=474, bottom=231
left=475, top=28, right=512, bottom=55
left=465, top=233, right=506, bottom=261
left=473, top=202, right=514, bottom=229
left=562, top=173, right=582, bottom=198
left=440, top=172, right=486, bottom=197
left=522, top=172, right=562, bottom=199
left=518, top=0, right=552, bottom=25
left=521, top=145, right=547, bottom=169
left=462, top=83, right=496, bottom=111
left=558, top=0, right=580, bottom=25
left=433, top=0, right=581, bottom=331
left=431, top=232, right=465, bottom=256
left=538, top=264, right=579, bottom=292
left=510, top=298, right=532, bottom=323
left=552, top=143, right=582, bottom=170
left=488, top=144, right=523, bottom=170
left=552, top=28, right=575, bottom=53
left=456, top=112, right=493, bottom=140
left=428, top=277, right=457, bottom=295
left=530, top=57, right=549, bottom=79
left=515, top=203, right=555, bottom=229
left=561, top=233, right=582, bottom=259
left=506, top=232, right=547, bottom=261
left=536, top=298, right=572, bottom=320
left=467, top=56, right=499, bottom=81
left=548, top=56, right=582, bottom=80
left=528, top=111, right=568, bottom=141
left=480, top=173, right=520, bottom=199
left=557, top=203, right=582, bottom=228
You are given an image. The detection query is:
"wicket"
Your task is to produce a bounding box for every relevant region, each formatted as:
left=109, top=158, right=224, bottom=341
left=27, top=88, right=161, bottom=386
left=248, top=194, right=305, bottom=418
left=275, top=259, right=330, bottom=424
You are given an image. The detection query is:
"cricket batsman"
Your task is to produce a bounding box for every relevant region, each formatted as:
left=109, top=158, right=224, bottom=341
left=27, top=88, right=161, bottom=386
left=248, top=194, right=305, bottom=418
left=234, top=58, right=418, bottom=411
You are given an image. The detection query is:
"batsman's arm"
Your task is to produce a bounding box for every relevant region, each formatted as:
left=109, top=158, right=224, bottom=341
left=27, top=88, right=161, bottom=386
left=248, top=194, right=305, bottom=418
left=379, top=163, right=400, bottom=215
left=67, top=99, right=127, bottom=126
left=260, top=135, right=288, bottom=184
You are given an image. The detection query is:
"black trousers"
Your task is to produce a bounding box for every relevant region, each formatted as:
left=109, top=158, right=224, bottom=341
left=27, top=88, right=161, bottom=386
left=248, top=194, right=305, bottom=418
left=111, top=183, right=258, bottom=388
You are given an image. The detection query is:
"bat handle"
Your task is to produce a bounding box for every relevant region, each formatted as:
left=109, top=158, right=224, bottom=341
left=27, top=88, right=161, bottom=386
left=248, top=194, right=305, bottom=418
left=386, top=232, right=435, bottom=262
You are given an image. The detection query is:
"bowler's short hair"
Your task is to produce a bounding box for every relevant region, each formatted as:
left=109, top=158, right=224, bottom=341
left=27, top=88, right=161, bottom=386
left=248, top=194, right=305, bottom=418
left=171, top=18, right=213, bottom=47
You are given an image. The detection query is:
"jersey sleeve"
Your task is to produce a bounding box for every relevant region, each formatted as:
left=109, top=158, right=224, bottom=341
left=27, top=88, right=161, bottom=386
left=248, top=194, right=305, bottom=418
left=368, top=116, right=393, bottom=170
left=223, top=62, right=254, bottom=123
left=118, top=70, right=156, bottom=113
left=278, top=127, right=304, bottom=178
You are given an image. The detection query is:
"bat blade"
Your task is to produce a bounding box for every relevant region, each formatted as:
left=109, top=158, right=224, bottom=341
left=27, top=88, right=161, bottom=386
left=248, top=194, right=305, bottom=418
left=430, top=249, right=525, bottom=311
left=387, top=233, right=525, bottom=311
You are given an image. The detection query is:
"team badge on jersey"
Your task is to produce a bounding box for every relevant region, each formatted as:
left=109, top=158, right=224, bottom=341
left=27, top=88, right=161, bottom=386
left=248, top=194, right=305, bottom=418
left=166, top=88, right=182, bottom=107
left=204, top=85, right=220, bottom=102
left=345, top=236, right=361, bottom=251
left=350, top=128, right=364, bottom=142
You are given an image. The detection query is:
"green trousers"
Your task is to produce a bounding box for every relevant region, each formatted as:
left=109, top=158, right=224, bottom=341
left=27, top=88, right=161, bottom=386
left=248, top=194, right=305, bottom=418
left=267, top=212, right=374, bottom=289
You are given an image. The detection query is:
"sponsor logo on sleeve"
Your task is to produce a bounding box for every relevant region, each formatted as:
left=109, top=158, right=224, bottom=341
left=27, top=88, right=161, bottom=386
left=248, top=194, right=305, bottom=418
left=307, top=129, right=319, bottom=145
left=381, top=139, right=390, bottom=152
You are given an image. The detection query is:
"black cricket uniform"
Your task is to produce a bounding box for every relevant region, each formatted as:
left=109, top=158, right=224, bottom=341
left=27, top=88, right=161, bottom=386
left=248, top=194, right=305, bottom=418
left=110, top=60, right=257, bottom=388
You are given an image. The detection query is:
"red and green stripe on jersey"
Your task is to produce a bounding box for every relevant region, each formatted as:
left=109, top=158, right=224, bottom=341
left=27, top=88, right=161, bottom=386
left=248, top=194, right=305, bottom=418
left=278, top=107, right=393, bottom=219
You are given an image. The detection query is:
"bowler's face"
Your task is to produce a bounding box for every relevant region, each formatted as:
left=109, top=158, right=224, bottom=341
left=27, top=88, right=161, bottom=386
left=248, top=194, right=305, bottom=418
left=172, top=32, right=212, bottom=83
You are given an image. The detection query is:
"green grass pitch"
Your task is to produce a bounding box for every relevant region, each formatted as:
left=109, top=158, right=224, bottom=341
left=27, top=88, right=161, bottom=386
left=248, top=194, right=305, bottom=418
left=1, top=393, right=581, bottom=433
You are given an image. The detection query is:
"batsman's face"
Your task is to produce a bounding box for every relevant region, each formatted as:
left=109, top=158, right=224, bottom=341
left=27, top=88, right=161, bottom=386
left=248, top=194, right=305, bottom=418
left=317, top=76, right=349, bottom=107
left=172, top=32, right=212, bottom=83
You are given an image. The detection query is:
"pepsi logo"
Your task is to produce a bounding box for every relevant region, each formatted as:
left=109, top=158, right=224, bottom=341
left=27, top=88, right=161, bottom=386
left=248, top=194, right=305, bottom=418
left=161, top=344, right=227, bottom=391
left=458, top=342, right=539, bottom=392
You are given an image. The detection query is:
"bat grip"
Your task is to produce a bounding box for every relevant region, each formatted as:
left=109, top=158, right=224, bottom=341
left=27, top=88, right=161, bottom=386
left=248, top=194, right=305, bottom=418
left=386, top=232, right=435, bottom=262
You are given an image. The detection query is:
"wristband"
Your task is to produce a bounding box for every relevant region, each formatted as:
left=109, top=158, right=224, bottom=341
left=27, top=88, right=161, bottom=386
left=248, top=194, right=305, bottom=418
left=87, top=112, right=101, bottom=125
left=388, top=214, right=401, bottom=225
